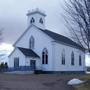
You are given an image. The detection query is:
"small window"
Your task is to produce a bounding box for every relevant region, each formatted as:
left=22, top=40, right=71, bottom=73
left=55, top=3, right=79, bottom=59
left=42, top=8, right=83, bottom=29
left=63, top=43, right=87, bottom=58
left=29, top=36, right=35, bottom=49
left=30, top=17, right=35, bottom=23
left=61, top=49, right=65, bottom=65
left=46, top=54, right=48, bottom=64
left=42, top=48, right=48, bottom=64
left=14, top=57, right=19, bottom=68
left=71, top=51, right=74, bottom=65
left=42, top=52, right=45, bottom=64
left=39, top=18, right=43, bottom=24
left=79, top=55, right=82, bottom=66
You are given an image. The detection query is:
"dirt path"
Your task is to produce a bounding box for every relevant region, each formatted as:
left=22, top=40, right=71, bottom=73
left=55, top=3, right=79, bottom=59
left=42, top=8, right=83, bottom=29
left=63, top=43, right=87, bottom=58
left=0, top=74, right=80, bottom=90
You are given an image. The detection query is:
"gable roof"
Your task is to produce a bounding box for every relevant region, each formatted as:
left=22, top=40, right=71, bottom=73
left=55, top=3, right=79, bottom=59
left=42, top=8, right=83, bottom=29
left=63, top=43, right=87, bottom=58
left=39, top=29, right=85, bottom=51
left=13, top=25, right=53, bottom=46
left=18, top=47, right=40, bottom=58
left=13, top=24, right=84, bottom=51
left=14, top=25, right=32, bottom=46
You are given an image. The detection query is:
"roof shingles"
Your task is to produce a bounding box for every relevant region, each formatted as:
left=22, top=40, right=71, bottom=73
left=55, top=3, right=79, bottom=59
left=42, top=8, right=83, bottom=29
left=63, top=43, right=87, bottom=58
left=39, top=29, right=85, bottom=51
left=18, top=47, right=40, bottom=58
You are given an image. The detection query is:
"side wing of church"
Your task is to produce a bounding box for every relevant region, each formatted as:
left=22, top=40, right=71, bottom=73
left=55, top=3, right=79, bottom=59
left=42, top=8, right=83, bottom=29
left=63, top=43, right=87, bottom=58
left=9, top=9, right=86, bottom=73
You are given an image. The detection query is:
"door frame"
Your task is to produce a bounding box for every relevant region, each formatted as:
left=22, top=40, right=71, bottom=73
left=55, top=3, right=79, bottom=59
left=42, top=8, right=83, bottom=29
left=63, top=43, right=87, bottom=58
left=30, top=60, right=36, bottom=70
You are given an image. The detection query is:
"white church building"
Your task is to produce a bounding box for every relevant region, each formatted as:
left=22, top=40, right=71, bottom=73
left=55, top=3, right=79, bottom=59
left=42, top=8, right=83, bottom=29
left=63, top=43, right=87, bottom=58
left=9, top=9, right=85, bottom=73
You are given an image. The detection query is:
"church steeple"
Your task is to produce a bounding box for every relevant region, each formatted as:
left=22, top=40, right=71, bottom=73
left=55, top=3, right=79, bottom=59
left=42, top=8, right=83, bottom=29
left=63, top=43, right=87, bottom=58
left=27, top=8, right=46, bottom=29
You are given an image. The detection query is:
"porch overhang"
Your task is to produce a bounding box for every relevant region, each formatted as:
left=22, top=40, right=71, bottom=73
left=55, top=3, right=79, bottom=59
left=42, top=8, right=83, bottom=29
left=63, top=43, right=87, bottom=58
left=18, top=47, right=40, bottom=58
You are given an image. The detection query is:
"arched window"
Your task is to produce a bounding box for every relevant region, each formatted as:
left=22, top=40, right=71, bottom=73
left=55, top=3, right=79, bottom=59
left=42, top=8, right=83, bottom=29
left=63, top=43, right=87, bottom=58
left=71, top=51, right=74, bottom=65
left=30, top=17, right=35, bottom=23
left=29, top=36, right=35, bottom=49
left=42, top=48, right=48, bottom=64
left=61, top=49, right=65, bottom=65
left=39, top=18, right=43, bottom=24
left=79, top=55, right=82, bottom=66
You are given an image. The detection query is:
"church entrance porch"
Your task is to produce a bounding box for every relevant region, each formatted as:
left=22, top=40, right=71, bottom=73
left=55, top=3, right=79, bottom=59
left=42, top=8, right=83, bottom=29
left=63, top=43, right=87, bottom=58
left=8, top=47, right=41, bottom=72
left=7, top=58, right=40, bottom=72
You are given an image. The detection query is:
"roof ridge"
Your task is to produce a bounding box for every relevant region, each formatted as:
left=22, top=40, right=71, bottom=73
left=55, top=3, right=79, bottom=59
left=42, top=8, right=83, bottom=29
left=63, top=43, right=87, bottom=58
left=45, top=29, right=71, bottom=40
left=45, top=29, right=79, bottom=44
left=39, top=28, right=84, bottom=51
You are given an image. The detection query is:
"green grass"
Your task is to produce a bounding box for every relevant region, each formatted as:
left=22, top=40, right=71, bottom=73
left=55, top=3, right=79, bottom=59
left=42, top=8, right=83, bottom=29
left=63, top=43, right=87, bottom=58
left=74, top=75, right=90, bottom=90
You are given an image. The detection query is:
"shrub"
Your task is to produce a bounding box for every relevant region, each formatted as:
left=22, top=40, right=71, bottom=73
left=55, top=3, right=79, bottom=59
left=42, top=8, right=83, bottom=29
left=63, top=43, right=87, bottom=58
left=0, top=62, right=8, bottom=71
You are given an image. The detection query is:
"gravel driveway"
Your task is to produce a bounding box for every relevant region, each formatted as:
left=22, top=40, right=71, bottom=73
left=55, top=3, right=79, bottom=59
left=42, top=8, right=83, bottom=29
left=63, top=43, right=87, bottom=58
left=0, top=73, right=81, bottom=90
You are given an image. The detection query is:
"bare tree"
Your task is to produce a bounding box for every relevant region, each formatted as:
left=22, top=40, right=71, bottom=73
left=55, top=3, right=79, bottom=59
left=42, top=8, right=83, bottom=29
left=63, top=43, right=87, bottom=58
left=63, top=0, right=90, bottom=53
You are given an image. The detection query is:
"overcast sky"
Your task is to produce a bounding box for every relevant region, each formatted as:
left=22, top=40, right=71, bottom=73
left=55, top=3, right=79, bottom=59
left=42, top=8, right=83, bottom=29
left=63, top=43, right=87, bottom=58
left=0, top=0, right=69, bottom=44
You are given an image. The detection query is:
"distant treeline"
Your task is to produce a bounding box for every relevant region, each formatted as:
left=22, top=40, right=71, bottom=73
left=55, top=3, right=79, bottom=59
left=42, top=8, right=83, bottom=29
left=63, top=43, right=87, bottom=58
left=0, top=62, right=8, bottom=71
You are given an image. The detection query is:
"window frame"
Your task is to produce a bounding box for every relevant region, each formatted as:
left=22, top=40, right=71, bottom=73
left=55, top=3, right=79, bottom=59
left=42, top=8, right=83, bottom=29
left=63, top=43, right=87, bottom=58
left=30, top=17, right=35, bottom=24
left=39, top=18, right=43, bottom=24
left=29, top=36, right=35, bottom=49
left=79, top=55, right=82, bottom=66
left=71, top=51, right=75, bottom=65
left=61, top=49, right=65, bottom=65
left=42, top=48, right=48, bottom=64
left=14, top=57, right=19, bottom=68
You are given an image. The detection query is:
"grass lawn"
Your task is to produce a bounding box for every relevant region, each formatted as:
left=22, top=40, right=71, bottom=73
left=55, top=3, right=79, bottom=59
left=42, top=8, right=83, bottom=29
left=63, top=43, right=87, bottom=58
left=73, top=74, right=90, bottom=90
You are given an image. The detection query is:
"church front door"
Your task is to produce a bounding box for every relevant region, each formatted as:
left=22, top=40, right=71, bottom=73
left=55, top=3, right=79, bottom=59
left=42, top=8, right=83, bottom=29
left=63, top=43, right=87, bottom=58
left=30, top=60, right=36, bottom=70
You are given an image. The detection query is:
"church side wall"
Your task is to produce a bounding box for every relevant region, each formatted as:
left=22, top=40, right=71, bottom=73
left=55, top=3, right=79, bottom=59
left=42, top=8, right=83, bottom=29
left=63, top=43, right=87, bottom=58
left=54, top=42, right=85, bottom=72
left=9, top=48, right=26, bottom=68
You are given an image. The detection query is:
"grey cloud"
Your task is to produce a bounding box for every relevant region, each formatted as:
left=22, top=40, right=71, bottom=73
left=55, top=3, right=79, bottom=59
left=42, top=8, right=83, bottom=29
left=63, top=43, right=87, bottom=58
left=0, top=0, right=68, bottom=44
